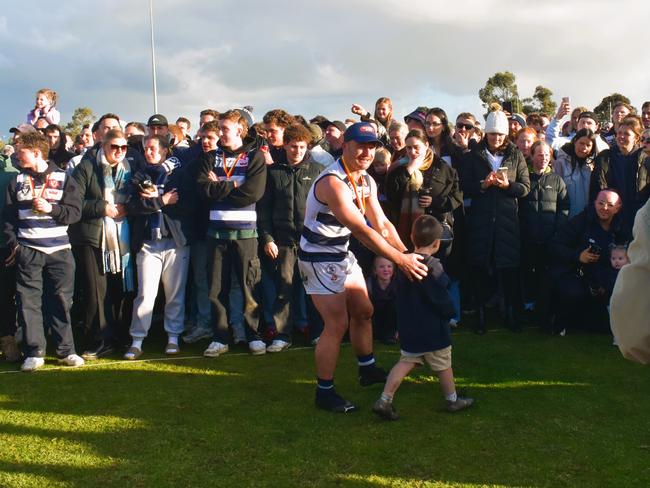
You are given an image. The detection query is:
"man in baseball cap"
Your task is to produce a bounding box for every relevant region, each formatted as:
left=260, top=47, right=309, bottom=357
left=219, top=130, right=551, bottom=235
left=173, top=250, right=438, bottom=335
left=147, top=114, right=169, bottom=137
left=343, top=122, right=382, bottom=146
left=9, top=124, right=37, bottom=144
left=297, top=120, right=427, bottom=414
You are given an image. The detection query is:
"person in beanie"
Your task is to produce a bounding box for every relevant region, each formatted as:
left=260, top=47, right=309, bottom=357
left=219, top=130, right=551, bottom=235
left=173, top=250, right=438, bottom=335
left=298, top=122, right=428, bottom=413
left=2, top=132, right=83, bottom=372
left=461, top=110, right=530, bottom=334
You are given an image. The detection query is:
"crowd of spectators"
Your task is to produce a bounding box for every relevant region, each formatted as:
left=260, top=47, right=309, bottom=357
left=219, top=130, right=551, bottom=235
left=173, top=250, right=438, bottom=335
left=1, top=88, right=649, bottom=374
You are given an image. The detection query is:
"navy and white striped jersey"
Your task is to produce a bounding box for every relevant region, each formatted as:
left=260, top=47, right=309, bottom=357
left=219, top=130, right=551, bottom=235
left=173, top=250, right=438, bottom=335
left=3, top=163, right=81, bottom=254
left=298, top=159, right=370, bottom=262
left=208, top=148, right=257, bottom=230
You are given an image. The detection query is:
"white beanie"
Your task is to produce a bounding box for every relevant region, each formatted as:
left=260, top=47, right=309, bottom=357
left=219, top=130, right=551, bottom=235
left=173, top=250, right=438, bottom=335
left=485, top=111, right=509, bottom=135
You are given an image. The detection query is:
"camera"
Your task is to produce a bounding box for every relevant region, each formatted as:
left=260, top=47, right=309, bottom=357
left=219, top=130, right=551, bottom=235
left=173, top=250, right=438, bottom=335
left=139, top=179, right=155, bottom=192
left=587, top=238, right=602, bottom=255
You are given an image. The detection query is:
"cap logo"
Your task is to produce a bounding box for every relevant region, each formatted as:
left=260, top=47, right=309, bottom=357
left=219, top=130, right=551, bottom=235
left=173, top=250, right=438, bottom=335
left=360, top=125, right=375, bottom=134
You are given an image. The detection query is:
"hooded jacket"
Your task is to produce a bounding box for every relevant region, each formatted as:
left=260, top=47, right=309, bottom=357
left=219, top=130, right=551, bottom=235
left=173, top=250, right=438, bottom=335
left=554, top=142, right=594, bottom=218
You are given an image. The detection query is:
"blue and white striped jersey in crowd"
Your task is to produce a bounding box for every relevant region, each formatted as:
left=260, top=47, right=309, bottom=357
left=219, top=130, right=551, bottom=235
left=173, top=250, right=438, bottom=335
left=14, top=169, right=71, bottom=254
left=299, top=159, right=371, bottom=262
left=208, top=148, right=257, bottom=230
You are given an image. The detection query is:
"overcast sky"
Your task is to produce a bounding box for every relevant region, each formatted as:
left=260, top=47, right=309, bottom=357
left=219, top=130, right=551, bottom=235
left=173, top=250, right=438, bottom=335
left=1, top=0, right=648, bottom=137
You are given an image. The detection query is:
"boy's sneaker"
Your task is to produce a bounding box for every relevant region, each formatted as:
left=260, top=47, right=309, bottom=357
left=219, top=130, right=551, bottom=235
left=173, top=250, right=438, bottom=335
left=266, top=339, right=291, bottom=353
left=359, top=364, right=388, bottom=386
left=183, top=327, right=213, bottom=344
left=58, top=354, right=85, bottom=367
left=204, top=341, right=229, bottom=357
left=446, top=396, right=474, bottom=413
left=21, top=356, right=45, bottom=372
left=372, top=398, right=399, bottom=420
left=315, top=389, right=358, bottom=413
left=248, top=340, right=267, bottom=355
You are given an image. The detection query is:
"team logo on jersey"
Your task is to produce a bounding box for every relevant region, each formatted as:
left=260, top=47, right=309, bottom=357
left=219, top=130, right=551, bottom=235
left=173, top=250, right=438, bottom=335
left=17, top=182, right=31, bottom=196
left=47, top=179, right=61, bottom=190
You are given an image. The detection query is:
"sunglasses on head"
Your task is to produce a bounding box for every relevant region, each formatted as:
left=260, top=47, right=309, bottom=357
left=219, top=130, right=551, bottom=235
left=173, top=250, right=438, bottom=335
left=642, top=137, right=650, bottom=144
left=110, top=144, right=128, bottom=152
left=456, top=122, right=474, bottom=131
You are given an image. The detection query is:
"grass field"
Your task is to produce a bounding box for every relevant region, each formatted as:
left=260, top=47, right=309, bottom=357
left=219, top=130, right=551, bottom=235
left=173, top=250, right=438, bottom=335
left=1, top=323, right=649, bottom=488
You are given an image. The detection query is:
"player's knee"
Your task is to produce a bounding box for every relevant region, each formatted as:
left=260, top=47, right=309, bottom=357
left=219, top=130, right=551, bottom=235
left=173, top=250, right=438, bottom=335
left=352, top=302, right=373, bottom=322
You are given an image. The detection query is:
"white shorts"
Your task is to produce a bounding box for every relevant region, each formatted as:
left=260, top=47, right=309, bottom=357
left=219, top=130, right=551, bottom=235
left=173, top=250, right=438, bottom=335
left=298, top=252, right=363, bottom=295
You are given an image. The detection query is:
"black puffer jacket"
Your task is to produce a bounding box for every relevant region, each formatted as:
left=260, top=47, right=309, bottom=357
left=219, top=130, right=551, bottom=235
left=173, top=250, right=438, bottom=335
left=519, top=170, right=569, bottom=244
left=461, top=141, right=530, bottom=268
left=257, top=154, right=324, bottom=246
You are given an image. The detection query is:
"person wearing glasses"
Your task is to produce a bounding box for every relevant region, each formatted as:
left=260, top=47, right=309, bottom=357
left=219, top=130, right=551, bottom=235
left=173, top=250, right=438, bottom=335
left=549, top=189, right=629, bottom=335
left=69, top=120, right=142, bottom=360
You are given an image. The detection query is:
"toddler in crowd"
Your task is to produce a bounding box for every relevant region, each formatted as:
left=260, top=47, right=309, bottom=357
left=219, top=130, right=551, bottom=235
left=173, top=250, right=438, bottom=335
left=27, top=88, right=61, bottom=126
left=373, top=215, right=473, bottom=420
left=607, top=244, right=629, bottom=346
left=366, top=255, right=397, bottom=344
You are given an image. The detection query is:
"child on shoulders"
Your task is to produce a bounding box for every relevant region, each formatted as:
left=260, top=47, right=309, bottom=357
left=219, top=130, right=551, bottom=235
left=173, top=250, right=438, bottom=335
left=27, top=88, right=60, bottom=126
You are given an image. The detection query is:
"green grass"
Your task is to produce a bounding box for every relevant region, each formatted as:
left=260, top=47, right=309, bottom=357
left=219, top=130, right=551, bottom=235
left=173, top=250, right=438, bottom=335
left=1, top=324, right=649, bottom=488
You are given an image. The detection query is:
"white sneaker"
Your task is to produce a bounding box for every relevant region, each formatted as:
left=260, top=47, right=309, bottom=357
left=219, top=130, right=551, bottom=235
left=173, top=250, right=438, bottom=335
left=58, top=354, right=85, bottom=367
left=21, top=356, right=45, bottom=372
left=248, top=340, right=267, bottom=355
left=204, top=341, right=229, bottom=357
left=266, top=339, right=291, bottom=353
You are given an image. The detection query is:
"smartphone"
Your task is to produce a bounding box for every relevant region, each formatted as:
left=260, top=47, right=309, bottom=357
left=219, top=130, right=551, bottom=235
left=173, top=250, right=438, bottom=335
left=497, top=166, right=509, bottom=176
left=562, top=96, right=570, bottom=105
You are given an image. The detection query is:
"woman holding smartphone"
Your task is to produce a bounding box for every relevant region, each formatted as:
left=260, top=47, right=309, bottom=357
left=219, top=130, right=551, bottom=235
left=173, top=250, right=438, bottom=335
left=461, top=110, right=530, bottom=334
